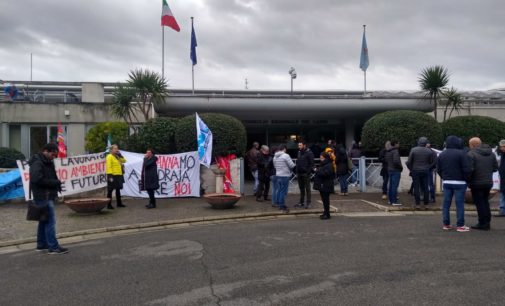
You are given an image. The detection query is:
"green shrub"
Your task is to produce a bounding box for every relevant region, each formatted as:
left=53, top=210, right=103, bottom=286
left=85, top=122, right=129, bottom=153
left=127, top=117, right=179, bottom=153
left=174, top=113, right=247, bottom=158
left=442, top=115, right=505, bottom=146
left=0, top=147, right=25, bottom=168
left=361, top=110, right=443, bottom=155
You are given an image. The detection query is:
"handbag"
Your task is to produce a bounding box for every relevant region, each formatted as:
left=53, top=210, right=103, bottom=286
left=138, top=179, right=145, bottom=192
left=26, top=201, right=49, bottom=222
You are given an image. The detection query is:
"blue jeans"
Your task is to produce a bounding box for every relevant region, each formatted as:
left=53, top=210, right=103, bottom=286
left=271, top=175, right=278, bottom=205
left=500, top=191, right=505, bottom=215
left=339, top=173, right=349, bottom=193
left=274, top=176, right=290, bottom=209
left=442, top=183, right=467, bottom=227
left=35, top=199, right=60, bottom=250
left=251, top=170, right=259, bottom=194
left=388, top=170, right=401, bottom=204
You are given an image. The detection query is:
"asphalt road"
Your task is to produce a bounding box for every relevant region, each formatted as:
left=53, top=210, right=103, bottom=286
left=1, top=214, right=505, bottom=306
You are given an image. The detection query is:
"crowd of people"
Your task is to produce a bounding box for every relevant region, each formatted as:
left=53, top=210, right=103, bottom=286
left=246, top=140, right=355, bottom=219
left=246, top=135, right=505, bottom=231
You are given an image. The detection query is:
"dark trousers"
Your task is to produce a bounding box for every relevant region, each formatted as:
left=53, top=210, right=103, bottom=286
left=428, top=170, right=435, bottom=201
left=471, top=186, right=492, bottom=226
left=107, top=188, right=122, bottom=205
left=256, top=177, right=270, bottom=199
left=320, top=191, right=330, bottom=216
left=147, top=189, right=156, bottom=205
left=411, top=170, right=429, bottom=205
left=298, top=173, right=311, bottom=204
left=381, top=171, right=389, bottom=195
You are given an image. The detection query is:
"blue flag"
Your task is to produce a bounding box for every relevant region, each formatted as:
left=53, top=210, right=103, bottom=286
left=359, top=30, right=369, bottom=71
left=190, top=22, right=197, bottom=66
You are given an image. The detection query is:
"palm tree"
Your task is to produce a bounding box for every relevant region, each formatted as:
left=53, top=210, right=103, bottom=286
left=441, top=87, right=464, bottom=121
left=111, top=69, right=168, bottom=128
left=418, top=65, right=450, bottom=121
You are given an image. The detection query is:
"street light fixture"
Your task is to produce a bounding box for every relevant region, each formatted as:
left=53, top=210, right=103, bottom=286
left=288, top=67, right=296, bottom=95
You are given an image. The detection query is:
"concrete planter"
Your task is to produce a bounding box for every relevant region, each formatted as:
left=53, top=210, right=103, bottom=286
left=64, top=197, right=109, bottom=213
left=203, top=193, right=241, bottom=209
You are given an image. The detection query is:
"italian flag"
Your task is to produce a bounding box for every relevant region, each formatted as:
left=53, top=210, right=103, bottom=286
left=161, top=0, right=180, bottom=32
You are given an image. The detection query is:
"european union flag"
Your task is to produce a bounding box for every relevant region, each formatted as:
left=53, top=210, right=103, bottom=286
left=359, top=30, right=369, bottom=71
left=190, top=22, right=197, bottom=66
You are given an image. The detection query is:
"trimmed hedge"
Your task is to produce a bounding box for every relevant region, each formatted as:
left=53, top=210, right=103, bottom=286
left=174, top=113, right=247, bottom=158
left=127, top=117, right=179, bottom=153
left=0, top=147, right=25, bottom=168
left=85, top=122, right=129, bottom=153
left=442, top=115, right=505, bottom=146
left=361, top=110, right=443, bottom=155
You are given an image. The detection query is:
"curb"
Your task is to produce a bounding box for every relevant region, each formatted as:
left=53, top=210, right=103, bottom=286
left=0, top=208, right=331, bottom=249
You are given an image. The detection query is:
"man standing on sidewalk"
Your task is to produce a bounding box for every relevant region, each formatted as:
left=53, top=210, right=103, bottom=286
left=497, top=139, right=505, bottom=217
left=437, top=136, right=471, bottom=232
left=385, top=140, right=403, bottom=206
left=295, top=141, right=314, bottom=208
left=246, top=142, right=261, bottom=195
left=468, top=137, right=498, bottom=230
left=256, top=145, right=273, bottom=202
left=406, top=137, right=437, bottom=210
left=273, top=145, right=295, bottom=213
left=29, top=143, right=69, bottom=254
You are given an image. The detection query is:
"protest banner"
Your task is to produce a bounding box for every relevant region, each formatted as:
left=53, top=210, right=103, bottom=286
left=17, top=150, right=201, bottom=200
left=17, top=152, right=107, bottom=200
left=0, top=169, right=25, bottom=201
left=121, top=151, right=200, bottom=198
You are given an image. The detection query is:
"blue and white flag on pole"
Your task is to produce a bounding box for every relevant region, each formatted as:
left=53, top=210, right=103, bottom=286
left=196, top=113, right=212, bottom=167
left=359, top=29, right=369, bottom=71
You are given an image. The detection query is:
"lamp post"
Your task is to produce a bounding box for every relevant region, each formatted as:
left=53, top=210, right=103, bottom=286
left=288, top=67, right=296, bottom=96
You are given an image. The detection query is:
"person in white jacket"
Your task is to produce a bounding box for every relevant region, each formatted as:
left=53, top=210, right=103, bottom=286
left=273, top=144, right=295, bottom=213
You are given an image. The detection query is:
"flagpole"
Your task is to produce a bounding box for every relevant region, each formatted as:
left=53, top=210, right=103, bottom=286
left=191, top=17, right=195, bottom=95
left=162, top=26, right=165, bottom=79
left=363, top=25, right=366, bottom=96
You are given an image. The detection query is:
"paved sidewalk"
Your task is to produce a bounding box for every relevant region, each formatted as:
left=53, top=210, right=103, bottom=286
left=0, top=189, right=501, bottom=248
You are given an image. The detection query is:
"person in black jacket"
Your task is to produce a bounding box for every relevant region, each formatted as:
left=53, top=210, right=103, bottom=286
left=313, top=151, right=335, bottom=220
left=437, top=136, right=471, bottom=232
left=29, top=143, right=68, bottom=254
left=378, top=141, right=391, bottom=200
left=467, top=137, right=498, bottom=230
left=256, top=145, right=273, bottom=202
left=497, top=139, right=505, bottom=217
left=335, top=145, right=350, bottom=195
left=385, top=140, right=403, bottom=206
left=142, top=149, right=160, bottom=209
left=295, top=141, right=315, bottom=208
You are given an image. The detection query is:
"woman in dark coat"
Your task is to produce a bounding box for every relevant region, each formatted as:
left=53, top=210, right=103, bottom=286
left=313, top=152, right=336, bottom=220
left=141, top=149, right=160, bottom=209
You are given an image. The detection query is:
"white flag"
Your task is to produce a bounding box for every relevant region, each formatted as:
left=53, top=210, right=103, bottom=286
left=196, top=113, right=212, bottom=167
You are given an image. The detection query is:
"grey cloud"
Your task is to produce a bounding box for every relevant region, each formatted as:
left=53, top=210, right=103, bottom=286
left=1, top=0, right=504, bottom=90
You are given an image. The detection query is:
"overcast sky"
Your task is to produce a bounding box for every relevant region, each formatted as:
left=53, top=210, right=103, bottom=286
left=1, top=0, right=504, bottom=91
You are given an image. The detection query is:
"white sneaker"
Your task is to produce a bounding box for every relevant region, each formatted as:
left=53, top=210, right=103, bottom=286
left=391, top=203, right=403, bottom=206
left=456, top=226, right=470, bottom=232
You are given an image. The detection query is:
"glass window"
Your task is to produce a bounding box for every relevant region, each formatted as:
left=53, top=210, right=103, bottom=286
left=29, top=125, right=67, bottom=155
left=30, top=127, right=47, bottom=156
left=9, top=125, right=21, bottom=152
